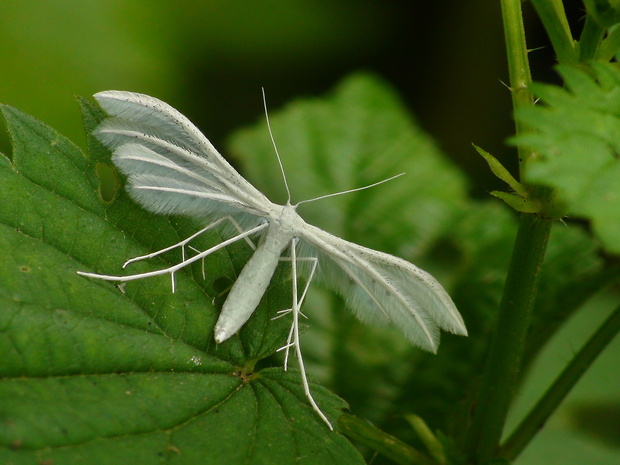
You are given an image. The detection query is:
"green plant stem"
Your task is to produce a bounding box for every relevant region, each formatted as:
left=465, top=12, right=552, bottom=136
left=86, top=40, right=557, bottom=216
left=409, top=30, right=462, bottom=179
left=579, top=15, right=606, bottom=61
left=465, top=1, right=555, bottom=462
left=405, top=414, right=446, bottom=465
left=465, top=213, right=552, bottom=463
left=500, top=303, right=620, bottom=461
left=337, top=414, right=436, bottom=465
left=500, top=0, right=534, bottom=176
left=598, top=26, right=620, bottom=61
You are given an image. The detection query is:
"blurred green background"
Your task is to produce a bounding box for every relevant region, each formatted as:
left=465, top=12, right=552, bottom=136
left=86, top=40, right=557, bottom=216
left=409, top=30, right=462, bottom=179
left=2, top=1, right=617, bottom=464
left=0, top=0, right=548, bottom=195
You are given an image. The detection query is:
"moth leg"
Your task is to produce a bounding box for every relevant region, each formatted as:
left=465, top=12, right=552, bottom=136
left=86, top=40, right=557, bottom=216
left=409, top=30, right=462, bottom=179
left=166, top=216, right=258, bottom=287
left=286, top=238, right=332, bottom=429
left=123, top=216, right=256, bottom=269
left=77, top=222, right=269, bottom=292
left=275, top=254, right=317, bottom=368
left=275, top=255, right=317, bottom=370
left=272, top=256, right=317, bottom=321
left=186, top=216, right=258, bottom=280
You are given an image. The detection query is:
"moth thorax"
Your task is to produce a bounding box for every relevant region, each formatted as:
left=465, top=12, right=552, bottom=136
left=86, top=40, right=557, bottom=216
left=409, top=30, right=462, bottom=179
left=277, top=204, right=304, bottom=232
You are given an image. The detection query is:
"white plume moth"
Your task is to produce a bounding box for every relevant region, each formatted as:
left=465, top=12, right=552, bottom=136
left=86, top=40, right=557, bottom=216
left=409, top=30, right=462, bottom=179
left=78, top=90, right=467, bottom=429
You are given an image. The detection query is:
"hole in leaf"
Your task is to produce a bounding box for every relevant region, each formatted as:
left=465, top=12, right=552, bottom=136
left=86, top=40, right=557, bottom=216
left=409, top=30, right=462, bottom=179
left=95, top=162, right=120, bottom=203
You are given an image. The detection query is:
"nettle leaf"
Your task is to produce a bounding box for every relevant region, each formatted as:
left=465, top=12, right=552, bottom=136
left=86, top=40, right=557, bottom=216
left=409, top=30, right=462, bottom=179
left=0, top=101, right=362, bottom=464
left=230, top=73, right=469, bottom=425
left=514, top=63, right=620, bottom=253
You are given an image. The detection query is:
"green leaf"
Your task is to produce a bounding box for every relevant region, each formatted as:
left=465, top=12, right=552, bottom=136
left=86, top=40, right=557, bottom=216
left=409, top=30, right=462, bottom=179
left=0, top=102, right=363, bottom=464
left=473, top=144, right=527, bottom=197
left=473, top=144, right=546, bottom=213
left=490, top=191, right=542, bottom=214
left=229, top=73, right=470, bottom=425
left=513, top=63, right=620, bottom=253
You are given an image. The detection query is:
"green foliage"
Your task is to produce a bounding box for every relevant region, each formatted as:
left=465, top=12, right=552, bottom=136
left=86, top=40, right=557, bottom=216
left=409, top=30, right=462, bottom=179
left=514, top=63, right=620, bottom=253
left=1, top=35, right=619, bottom=464
left=0, top=74, right=473, bottom=464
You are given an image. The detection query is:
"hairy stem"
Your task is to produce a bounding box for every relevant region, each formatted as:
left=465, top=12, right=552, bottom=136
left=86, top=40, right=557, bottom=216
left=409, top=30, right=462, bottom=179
left=465, top=1, right=554, bottom=462
left=466, top=214, right=551, bottom=462
left=501, top=0, right=534, bottom=176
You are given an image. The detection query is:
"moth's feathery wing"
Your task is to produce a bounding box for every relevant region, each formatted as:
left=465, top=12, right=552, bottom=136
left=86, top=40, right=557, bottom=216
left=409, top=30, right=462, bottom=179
left=300, top=223, right=467, bottom=352
left=93, top=91, right=273, bottom=224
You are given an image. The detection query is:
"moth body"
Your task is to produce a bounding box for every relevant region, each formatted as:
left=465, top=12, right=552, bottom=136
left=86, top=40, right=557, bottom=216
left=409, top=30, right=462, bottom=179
left=214, top=204, right=302, bottom=342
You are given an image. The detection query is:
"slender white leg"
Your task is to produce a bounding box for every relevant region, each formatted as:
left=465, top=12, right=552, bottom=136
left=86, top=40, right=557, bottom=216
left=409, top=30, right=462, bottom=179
left=186, top=217, right=258, bottom=281
left=188, top=245, right=206, bottom=280
left=122, top=216, right=257, bottom=269
left=288, top=238, right=332, bottom=429
left=77, top=222, right=268, bottom=291
left=275, top=256, right=317, bottom=369
left=272, top=255, right=317, bottom=321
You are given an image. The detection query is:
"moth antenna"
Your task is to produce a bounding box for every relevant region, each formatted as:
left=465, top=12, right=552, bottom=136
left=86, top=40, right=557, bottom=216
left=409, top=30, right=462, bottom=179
left=262, top=88, right=292, bottom=204
left=296, top=172, right=405, bottom=206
